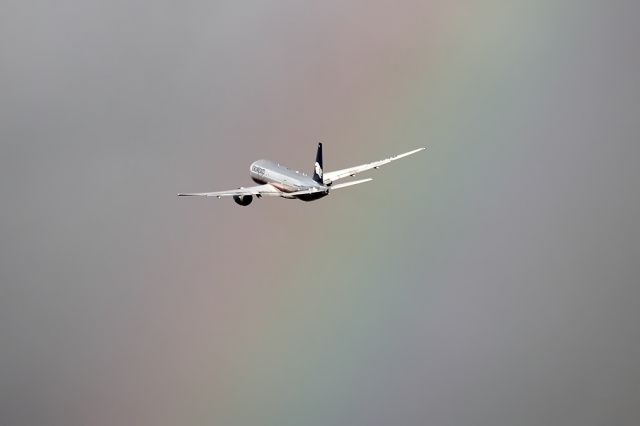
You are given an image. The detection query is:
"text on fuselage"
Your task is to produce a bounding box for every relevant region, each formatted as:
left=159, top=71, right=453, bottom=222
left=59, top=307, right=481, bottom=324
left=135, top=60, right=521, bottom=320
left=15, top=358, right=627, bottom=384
left=252, top=165, right=266, bottom=175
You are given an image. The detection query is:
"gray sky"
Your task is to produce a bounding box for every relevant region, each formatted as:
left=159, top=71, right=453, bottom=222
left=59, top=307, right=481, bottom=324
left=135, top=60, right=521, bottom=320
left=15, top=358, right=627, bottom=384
left=1, top=1, right=639, bottom=425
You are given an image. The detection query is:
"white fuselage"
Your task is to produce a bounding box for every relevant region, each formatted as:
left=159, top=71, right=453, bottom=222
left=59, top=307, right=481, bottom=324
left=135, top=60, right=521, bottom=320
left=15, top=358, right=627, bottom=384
left=249, top=159, right=329, bottom=200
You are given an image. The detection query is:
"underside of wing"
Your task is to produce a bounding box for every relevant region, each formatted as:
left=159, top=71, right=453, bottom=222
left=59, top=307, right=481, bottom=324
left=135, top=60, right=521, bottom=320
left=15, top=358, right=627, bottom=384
left=177, top=183, right=282, bottom=198
left=323, top=147, right=425, bottom=184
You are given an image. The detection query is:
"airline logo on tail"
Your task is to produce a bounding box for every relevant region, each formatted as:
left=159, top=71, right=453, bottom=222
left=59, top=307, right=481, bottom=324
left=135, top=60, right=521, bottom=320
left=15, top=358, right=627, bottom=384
left=312, top=142, right=324, bottom=184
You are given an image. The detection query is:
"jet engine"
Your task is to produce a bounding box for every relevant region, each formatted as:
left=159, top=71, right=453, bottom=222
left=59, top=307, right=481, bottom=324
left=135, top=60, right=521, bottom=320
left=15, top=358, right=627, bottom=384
left=233, top=195, right=253, bottom=206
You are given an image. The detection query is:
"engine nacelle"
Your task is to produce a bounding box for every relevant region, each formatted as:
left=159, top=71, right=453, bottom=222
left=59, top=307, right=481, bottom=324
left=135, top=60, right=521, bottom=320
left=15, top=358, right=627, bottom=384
left=233, top=195, right=253, bottom=206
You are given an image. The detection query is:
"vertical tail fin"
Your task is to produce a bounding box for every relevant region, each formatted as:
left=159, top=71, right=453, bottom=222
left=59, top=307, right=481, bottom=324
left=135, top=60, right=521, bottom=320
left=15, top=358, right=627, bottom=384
left=312, top=143, right=324, bottom=184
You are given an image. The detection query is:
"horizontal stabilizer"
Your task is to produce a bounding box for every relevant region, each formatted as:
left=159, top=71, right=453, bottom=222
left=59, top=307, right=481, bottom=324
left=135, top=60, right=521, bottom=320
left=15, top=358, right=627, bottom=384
left=331, top=178, right=373, bottom=190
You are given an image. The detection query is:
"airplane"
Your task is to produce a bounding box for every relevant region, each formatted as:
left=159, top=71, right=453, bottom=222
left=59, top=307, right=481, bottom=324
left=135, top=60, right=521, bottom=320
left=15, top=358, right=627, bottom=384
left=178, top=144, right=426, bottom=206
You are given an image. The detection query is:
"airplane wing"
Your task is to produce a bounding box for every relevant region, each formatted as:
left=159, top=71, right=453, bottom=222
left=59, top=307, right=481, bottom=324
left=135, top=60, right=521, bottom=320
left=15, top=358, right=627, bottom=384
left=323, top=147, right=425, bottom=184
left=177, top=183, right=283, bottom=198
